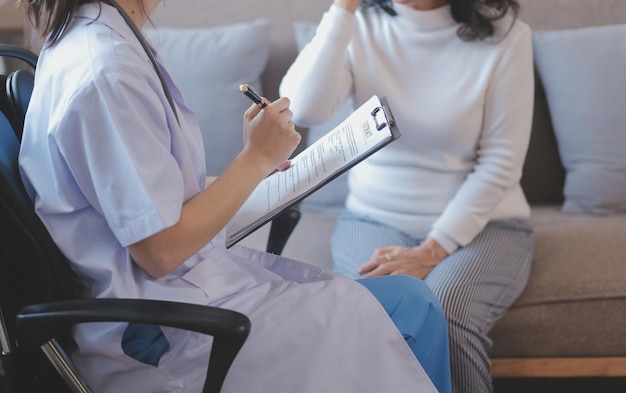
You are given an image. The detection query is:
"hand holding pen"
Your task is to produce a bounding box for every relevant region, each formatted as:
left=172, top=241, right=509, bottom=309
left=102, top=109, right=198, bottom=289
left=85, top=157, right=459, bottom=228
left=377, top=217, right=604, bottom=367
left=239, top=83, right=300, bottom=174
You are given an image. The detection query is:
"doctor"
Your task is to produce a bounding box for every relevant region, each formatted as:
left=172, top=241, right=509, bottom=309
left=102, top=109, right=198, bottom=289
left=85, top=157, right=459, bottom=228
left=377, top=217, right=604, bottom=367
left=19, top=0, right=451, bottom=392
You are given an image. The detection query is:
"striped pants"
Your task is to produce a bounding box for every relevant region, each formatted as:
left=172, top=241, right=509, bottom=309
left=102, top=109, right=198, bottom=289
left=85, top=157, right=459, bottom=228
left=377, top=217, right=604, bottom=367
left=331, top=212, right=534, bottom=393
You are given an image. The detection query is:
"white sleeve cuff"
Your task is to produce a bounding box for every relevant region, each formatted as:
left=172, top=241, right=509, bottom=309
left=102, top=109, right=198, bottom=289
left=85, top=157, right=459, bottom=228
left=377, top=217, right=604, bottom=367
left=427, top=228, right=460, bottom=254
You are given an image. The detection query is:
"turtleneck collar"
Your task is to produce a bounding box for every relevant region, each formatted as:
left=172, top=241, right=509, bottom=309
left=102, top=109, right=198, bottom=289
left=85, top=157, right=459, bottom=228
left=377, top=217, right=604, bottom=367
left=393, top=3, right=457, bottom=32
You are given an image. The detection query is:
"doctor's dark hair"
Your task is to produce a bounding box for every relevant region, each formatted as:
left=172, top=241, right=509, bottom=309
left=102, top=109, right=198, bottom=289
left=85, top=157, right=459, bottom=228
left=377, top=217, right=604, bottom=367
left=19, top=0, right=147, bottom=45
left=20, top=0, right=99, bottom=45
left=363, top=0, right=520, bottom=41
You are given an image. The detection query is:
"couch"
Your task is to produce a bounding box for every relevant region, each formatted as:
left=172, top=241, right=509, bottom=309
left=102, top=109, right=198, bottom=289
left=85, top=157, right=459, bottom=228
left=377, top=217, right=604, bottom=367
left=147, top=0, right=626, bottom=380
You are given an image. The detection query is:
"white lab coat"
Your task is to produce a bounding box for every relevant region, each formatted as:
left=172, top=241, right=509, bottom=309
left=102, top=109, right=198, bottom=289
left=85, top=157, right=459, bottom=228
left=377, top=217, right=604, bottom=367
left=19, top=3, right=438, bottom=392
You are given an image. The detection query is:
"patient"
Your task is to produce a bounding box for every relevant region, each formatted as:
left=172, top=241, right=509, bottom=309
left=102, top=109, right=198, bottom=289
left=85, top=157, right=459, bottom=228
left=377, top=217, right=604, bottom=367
left=18, top=0, right=451, bottom=392
left=281, top=1, right=534, bottom=392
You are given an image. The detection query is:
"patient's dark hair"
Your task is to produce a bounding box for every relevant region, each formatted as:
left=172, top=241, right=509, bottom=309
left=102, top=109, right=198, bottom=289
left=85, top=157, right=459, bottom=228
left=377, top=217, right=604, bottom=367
left=364, top=0, right=520, bottom=41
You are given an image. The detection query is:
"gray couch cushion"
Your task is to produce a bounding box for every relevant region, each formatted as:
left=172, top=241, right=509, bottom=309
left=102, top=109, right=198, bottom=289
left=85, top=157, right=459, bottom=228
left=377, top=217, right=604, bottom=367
left=243, top=207, right=626, bottom=358
left=240, top=210, right=337, bottom=269
left=251, top=206, right=626, bottom=357
left=489, top=206, right=626, bottom=357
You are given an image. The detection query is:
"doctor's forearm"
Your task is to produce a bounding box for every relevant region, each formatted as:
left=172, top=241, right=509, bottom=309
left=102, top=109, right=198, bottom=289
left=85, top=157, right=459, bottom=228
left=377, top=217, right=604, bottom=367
left=128, top=153, right=271, bottom=278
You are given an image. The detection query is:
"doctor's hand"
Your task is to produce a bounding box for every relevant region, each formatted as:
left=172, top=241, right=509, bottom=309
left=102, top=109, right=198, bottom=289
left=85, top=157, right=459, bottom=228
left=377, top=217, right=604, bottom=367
left=358, top=238, right=449, bottom=280
left=243, top=96, right=301, bottom=176
left=334, top=0, right=360, bottom=13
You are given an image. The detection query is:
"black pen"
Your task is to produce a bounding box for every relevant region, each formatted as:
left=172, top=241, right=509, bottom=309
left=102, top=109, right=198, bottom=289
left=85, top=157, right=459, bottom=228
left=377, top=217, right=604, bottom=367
left=239, top=83, right=268, bottom=108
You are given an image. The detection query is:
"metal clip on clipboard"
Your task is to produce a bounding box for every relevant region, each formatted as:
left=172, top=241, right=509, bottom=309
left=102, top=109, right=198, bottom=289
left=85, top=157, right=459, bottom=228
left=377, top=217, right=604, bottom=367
left=370, top=103, right=396, bottom=131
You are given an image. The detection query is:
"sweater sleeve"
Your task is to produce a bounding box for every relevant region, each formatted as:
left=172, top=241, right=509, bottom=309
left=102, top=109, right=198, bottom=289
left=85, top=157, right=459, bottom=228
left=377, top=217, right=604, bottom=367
left=279, top=5, right=356, bottom=127
left=428, top=23, right=534, bottom=253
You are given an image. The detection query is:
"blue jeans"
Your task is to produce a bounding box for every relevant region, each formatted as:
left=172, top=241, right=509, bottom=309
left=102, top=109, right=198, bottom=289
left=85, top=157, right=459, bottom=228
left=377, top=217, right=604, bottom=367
left=358, top=275, right=452, bottom=393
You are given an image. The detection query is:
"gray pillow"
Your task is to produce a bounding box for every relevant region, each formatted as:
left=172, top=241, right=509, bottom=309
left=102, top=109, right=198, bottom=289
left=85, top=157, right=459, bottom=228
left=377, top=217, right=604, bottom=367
left=292, top=22, right=352, bottom=213
left=146, top=20, right=270, bottom=176
left=533, top=24, right=626, bottom=215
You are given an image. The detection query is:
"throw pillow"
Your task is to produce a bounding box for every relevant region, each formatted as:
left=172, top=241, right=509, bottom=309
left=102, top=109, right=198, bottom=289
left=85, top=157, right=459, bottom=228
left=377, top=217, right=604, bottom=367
left=292, top=22, right=352, bottom=213
left=533, top=24, right=626, bottom=215
left=146, top=20, right=270, bottom=176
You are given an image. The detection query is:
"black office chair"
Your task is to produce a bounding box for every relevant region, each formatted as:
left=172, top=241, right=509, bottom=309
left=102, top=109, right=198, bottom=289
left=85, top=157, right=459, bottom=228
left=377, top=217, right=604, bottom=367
left=1, top=44, right=253, bottom=393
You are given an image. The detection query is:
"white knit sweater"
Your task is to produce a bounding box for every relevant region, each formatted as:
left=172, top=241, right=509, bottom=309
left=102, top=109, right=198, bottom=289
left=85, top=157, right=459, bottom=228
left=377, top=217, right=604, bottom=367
left=280, top=4, right=534, bottom=253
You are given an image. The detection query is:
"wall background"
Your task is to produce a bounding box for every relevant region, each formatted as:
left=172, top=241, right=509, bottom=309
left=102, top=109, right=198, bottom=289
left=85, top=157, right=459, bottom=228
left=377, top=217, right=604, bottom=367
left=0, top=2, right=26, bottom=73
left=0, top=2, right=23, bottom=31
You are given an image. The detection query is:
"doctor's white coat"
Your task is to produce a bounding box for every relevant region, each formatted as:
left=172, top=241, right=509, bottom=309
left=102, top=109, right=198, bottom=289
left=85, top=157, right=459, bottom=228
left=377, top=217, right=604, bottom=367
left=19, top=3, right=438, bottom=392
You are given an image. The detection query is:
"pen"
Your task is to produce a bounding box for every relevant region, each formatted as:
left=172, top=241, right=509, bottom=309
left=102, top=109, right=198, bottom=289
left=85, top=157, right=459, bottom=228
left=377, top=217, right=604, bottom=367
left=239, top=83, right=268, bottom=108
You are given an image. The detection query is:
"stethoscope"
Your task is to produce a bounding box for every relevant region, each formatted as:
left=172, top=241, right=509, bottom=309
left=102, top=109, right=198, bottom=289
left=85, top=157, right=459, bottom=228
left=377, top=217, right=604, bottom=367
left=108, top=0, right=180, bottom=125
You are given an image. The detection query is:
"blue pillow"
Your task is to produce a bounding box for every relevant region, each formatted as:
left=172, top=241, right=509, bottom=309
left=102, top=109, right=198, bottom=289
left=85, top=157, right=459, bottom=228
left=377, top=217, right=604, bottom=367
left=147, top=20, right=270, bottom=176
left=533, top=24, right=626, bottom=215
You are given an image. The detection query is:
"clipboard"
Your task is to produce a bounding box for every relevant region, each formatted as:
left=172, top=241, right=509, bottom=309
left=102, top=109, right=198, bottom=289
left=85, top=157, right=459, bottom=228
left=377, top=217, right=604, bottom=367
left=225, top=95, right=400, bottom=248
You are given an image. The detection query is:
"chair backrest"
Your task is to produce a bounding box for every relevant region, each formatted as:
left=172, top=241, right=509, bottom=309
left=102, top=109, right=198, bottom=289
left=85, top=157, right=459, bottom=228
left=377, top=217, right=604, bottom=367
left=1, top=45, right=79, bottom=393
left=5, top=69, right=35, bottom=140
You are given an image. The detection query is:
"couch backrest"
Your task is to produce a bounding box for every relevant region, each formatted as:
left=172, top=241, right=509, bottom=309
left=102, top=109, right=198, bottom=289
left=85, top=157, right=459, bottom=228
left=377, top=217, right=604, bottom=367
left=151, top=0, right=626, bottom=205
left=151, top=0, right=334, bottom=101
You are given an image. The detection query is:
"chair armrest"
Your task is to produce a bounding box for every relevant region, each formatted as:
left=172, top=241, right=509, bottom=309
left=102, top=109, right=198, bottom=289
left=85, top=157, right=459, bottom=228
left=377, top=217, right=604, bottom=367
left=266, top=204, right=301, bottom=255
left=0, top=45, right=38, bottom=69
left=16, top=298, right=250, bottom=343
left=16, top=299, right=250, bottom=393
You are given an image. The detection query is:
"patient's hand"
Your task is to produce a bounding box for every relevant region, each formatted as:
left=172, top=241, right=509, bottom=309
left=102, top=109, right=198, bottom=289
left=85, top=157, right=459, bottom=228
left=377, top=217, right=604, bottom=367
left=358, top=238, right=449, bottom=279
